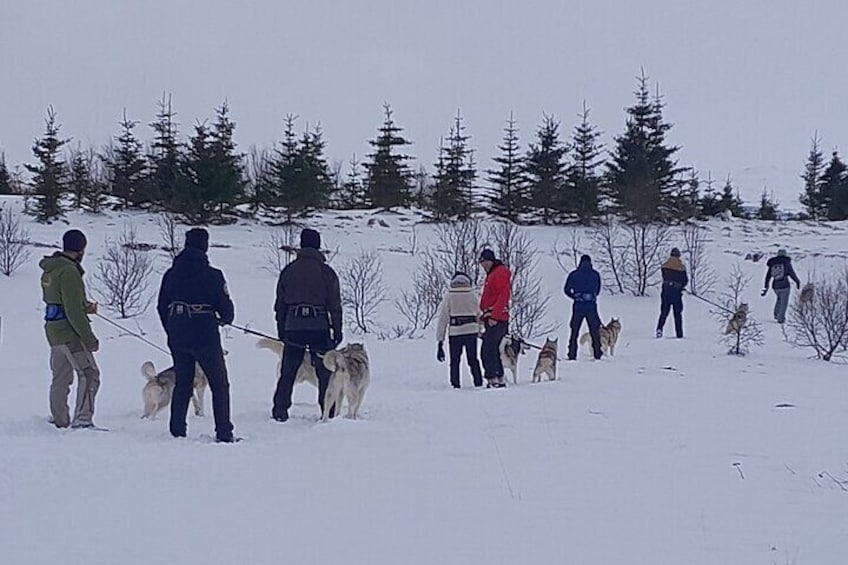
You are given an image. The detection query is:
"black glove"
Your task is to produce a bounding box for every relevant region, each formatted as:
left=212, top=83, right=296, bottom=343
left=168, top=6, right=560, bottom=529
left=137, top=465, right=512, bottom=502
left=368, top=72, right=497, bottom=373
left=760, top=288, right=768, bottom=297
left=437, top=341, right=445, bottom=363
left=331, top=328, right=343, bottom=348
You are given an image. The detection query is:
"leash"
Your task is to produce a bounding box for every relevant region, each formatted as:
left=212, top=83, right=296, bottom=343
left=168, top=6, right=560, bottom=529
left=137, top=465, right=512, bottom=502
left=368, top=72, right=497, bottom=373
left=227, top=322, right=313, bottom=351
left=94, top=313, right=170, bottom=355
left=684, top=290, right=737, bottom=315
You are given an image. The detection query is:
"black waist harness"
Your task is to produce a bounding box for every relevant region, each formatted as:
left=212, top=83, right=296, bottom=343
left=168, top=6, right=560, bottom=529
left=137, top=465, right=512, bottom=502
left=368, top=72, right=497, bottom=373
left=450, top=315, right=477, bottom=326
left=288, top=305, right=328, bottom=319
left=168, top=302, right=214, bottom=318
left=44, top=304, right=67, bottom=322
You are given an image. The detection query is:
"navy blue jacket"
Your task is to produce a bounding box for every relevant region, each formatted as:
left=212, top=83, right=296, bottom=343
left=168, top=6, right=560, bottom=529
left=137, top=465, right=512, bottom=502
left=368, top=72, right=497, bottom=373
left=564, top=259, right=602, bottom=308
left=764, top=256, right=800, bottom=290
left=157, top=248, right=234, bottom=348
left=660, top=257, right=689, bottom=295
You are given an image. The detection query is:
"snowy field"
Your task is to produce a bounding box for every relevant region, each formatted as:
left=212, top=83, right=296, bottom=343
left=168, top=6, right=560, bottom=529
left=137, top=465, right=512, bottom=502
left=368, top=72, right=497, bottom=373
left=1, top=195, right=847, bottom=564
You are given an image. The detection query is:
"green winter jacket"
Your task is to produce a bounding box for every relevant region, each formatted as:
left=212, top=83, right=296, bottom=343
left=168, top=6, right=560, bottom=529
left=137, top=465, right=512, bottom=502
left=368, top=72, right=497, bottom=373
left=39, top=252, right=98, bottom=349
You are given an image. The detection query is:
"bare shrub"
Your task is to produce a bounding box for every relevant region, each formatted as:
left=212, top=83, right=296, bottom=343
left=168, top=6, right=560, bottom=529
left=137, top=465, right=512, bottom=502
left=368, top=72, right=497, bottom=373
left=0, top=205, right=31, bottom=276
left=156, top=212, right=182, bottom=260
left=487, top=221, right=558, bottom=340
left=590, top=214, right=628, bottom=294
left=432, top=217, right=485, bottom=285
left=551, top=226, right=585, bottom=273
left=680, top=223, right=717, bottom=296
left=94, top=225, right=154, bottom=318
left=622, top=222, right=671, bottom=297
left=340, top=249, right=387, bottom=333
left=394, top=250, right=448, bottom=336
left=262, top=224, right=298, bottom=275
left=785, top=271, right=848, bottom=361
left=714, top=265, right=763, bottom=356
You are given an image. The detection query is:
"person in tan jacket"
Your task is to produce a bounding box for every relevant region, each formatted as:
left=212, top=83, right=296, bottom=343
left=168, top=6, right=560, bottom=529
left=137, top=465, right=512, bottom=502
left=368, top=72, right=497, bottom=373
left=436, top=272, right=483, bottom=388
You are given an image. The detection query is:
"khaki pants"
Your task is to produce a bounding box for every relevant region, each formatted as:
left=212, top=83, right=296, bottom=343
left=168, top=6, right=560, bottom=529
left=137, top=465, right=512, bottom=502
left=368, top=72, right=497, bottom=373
left=49, top=341, right=101, bottom=427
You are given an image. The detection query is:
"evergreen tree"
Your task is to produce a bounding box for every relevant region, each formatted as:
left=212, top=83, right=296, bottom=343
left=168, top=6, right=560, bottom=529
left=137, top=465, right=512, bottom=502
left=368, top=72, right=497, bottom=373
left=486, top=112, right=528, bottom=222
left=524, top=114, right=568, bottom=225
left=718, top=176, right=745, bottom=217
left=564, top=103, right=603, bottom=223
left=799, top=133, right=826, bottom=218
left=68, top=146, right=107, bottom=212
left=208, top=101, right=246, bottom=215
left=364, top=104, right=414, bottom=209
left=104, top=109, right=147, bottom=209
left=337, top=154, right=368, bottom=209
left=428, top=111, right=476, bottom=221
left=147, top=94, right=182, bottom=208
left=820, top=151, right=848, bottom=220
left=605, top=71, right=685, bottom=222
left=0, top=152, right=12, bottom=195
left=757, top=188, right=779, bottom=221
left=26, top=106, right=69, bottom=222
left=671, top=170, right=701, bottom=220
left=698, top=173, right=722, bottom=217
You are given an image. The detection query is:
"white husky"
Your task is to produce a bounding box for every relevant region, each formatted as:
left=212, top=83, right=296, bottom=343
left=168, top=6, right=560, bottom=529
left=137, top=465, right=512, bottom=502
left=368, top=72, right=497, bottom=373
left=140, top=361, right=208, bottom=419
left=321, top=343, right=371, bottom=422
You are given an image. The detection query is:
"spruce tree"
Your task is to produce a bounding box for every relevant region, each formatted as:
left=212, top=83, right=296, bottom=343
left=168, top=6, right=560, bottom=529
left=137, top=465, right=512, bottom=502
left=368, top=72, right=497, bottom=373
left=147, top=94, right=182, bottom=208
left=698, top=173, right=722, bottom=217
left=757, top=188, right=779, bottom=221
left=799, top=133, right=826, bottom=218
left=0, top=153, right=12, bottom=195
left=208, top=101, right=246, bottom=216
left=26, top=106, right=69, bottom=222
left=428, top=111, right=476, bottom=221
left=820, top=151, right=848, bottom=220
left=672, top=170, right=701, bottom=220
left=104, top=109, right=147, bottom=209
left=68, top=146, right=106, bottom=212
left=564, top=104, right=603, bottom=223
left=486, top=112, right=528, bottom=222
left=338, top=154, right=368, bottom=209
left=605, top=72, right=685, bottom=222
left=364, top=104, right=414, bottom=209
left=524, top=114, right=567, bottom=225
left=718, top=176, right=745, bottom=217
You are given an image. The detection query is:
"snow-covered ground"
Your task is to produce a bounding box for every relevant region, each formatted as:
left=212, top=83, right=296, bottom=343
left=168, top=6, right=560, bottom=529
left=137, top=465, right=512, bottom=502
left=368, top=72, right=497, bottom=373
left=1, top=195, right=847, bottom=564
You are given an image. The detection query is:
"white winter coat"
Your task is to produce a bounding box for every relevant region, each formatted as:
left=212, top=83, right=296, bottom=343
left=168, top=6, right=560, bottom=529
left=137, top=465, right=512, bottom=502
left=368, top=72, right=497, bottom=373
left=436, top=274, right=482, bottom=341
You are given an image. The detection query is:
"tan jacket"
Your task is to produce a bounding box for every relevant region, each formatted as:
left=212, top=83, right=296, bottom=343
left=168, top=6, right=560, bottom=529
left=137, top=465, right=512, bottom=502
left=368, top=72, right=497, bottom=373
left=436, top=274, right=481, bottom=341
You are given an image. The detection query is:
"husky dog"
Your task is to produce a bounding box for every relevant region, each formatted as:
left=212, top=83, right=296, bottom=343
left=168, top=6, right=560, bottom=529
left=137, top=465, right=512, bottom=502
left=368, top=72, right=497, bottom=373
left=500, top=335, right=529, bottom=385
left=140, top=361, right=208, bottom=419
left=725, top=304, right=749, bottom=335
left=531, top=338, right=559, bottom=383
left=321, top=343, right=370, bottom=421
left=581, top=318, right=622, bottom=357
left=256, top=337, right=320, bottom=388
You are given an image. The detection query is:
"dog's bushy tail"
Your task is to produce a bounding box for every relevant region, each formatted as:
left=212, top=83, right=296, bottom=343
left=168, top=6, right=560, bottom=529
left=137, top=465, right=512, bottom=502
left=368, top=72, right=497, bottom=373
left=256, top=337, right=284, bottom=355
left=141, top=361, right=158, bottom=381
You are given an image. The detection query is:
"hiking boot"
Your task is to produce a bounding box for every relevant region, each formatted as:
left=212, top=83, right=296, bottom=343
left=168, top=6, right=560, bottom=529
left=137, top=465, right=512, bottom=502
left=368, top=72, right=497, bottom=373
left=656, top=329, right=663, bottom=338
left=216, top=435, right=242, bottom=443
left=70, top=421, right=95, bottom=429
left=272, top=412, right=289, bottom=423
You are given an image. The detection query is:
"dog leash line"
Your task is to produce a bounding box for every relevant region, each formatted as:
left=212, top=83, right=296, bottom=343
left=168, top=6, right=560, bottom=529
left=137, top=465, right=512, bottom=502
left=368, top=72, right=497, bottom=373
left=94, top=313, right=170, bottom=355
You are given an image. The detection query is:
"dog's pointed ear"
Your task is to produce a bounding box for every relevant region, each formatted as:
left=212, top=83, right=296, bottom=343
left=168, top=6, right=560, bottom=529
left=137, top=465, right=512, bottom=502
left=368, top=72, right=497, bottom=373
left=322, top=351, right=339, bottom=372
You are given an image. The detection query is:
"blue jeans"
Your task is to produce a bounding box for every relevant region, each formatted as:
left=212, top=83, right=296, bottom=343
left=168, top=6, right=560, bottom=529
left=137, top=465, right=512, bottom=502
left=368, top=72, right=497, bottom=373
left=773, top=287, right=791, bottom=323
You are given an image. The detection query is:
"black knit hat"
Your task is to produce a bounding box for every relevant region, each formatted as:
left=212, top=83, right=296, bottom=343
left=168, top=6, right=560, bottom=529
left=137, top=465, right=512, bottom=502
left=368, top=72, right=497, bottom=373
left=62, top=229, right=87, bottom=252
left=580, top=254, right=592, bottom=265
left=185, top=228, right=209, bottom=253
left=300, top=228, right=321, bottom=250
left=479, top=249, right=496, bottom=262
left=670, top=247, right=681, bottom=257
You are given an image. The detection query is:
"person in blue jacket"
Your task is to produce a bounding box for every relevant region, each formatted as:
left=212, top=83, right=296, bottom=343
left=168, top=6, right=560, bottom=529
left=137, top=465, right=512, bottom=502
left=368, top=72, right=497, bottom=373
left=564, top=254, right=602, bottom=360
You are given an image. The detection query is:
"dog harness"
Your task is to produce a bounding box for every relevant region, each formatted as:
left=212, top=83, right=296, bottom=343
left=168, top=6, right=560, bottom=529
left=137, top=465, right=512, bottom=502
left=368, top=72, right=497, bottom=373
left=450, top=315, right=477, bottom=326
left=167, top=302, right=214, bottom=318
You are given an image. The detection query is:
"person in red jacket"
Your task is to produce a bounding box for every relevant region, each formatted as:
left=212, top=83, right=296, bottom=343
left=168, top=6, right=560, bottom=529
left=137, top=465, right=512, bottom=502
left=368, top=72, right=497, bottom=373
left=479, top=249, right=511, bottom=388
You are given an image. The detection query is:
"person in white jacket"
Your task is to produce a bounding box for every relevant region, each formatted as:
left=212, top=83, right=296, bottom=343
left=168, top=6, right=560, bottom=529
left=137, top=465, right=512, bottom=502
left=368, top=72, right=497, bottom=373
left=436, top=272, right=483, bottom=388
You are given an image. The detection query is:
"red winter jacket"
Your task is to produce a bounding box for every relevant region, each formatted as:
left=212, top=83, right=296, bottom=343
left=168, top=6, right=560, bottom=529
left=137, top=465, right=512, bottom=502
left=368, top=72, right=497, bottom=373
left=480, top=262, right=511, bottom=322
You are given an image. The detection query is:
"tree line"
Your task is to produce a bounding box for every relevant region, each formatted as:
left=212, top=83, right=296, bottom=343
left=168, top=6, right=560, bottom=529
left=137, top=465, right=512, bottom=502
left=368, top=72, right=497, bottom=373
left=1, top=72, right=845, bottom=225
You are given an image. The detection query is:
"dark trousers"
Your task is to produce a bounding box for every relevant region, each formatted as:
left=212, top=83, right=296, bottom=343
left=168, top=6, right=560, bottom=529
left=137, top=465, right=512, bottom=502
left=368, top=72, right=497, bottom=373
left=481, top=321, right=508, bottom=379
left=449, top=334, right=483, bottom=388
left=657, top=289, right=684, bottom=338
left=568, top=304, right=602, bottom=360
left=169, top=344, right=233, bottom=441
left=273, top=330, right=334, bottom=419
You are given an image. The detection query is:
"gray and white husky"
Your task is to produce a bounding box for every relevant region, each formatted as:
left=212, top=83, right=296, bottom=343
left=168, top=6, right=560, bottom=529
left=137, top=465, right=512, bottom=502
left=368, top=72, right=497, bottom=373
left=500, top=335, right=529, bottom=385
left=140, top=361, right=208, bottom=419
left=321, top=343, right=371, bottom=422
left=531, top=338, right=559, bottom=383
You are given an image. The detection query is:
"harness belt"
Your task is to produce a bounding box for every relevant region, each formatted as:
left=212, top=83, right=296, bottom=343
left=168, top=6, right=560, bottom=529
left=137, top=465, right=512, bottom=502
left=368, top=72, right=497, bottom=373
left=288, top=305, right=327, bottom=319
left=450, top=315, right=477, bottom=326
left=168, top=302, right=214, bottom=318
left=44, top=304, right=67, bottom=322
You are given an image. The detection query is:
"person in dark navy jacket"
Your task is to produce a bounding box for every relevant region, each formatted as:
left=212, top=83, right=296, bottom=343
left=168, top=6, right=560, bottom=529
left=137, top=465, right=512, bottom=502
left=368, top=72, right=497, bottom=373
left=564, top=254, right=602, bottom=360
left=157, top=228, right=236, bottom=443
left=656, top=247, right=689, bottom=339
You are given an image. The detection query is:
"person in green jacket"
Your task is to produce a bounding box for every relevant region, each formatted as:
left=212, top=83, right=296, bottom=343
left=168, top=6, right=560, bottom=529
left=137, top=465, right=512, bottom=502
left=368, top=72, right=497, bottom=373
left=39, top=229, right=100, bottom=429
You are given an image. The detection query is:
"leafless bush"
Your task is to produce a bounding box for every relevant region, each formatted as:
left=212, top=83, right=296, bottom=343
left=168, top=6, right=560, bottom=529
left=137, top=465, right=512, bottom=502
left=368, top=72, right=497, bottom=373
left=262, top=224, right=298, bottom=275
left=622, top=222, right=671, bottom=297
left=394, top=250, right=448, bottom=336
left=785, top=271, right=848, bottom=361
left=341, top=249, right=387, bottom=333
left=432, top=217, right=485, bottom=285
left=0, top=205, right=31, bottom=276
left=681, top=223, right=717, bottom=296
left=713, top=265, right=763, bottom=356
left=590, top=214, right=628, bottom=294
left=487, top=221, right=558, bottom=339
left=551, top=226, right=585, bottom=273
left=94, top=225, right=154, bottom=318
left=156, top=212, right=182, bottom=260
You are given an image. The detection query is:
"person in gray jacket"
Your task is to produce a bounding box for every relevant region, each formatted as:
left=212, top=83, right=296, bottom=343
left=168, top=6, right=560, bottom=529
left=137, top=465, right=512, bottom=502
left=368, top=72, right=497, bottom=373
left=272, top=228, right=342, bottom=422
left=435, top=272, right=483, bottom=388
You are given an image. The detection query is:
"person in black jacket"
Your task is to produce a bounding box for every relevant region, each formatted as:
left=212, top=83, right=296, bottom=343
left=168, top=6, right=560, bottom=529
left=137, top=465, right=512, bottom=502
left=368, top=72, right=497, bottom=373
left=656, top=247, right=689, bottom=339
left=157, top=228, right=236, bottom=443
left=762, top=248, right=800, bottom=324
left=564, top=254, right=603, bottom=360
left=272, top=228, right=342, bottom=422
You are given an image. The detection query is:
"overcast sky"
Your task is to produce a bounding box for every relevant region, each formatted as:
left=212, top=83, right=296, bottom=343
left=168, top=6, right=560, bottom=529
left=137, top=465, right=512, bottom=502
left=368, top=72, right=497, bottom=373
left=2, top=0, right=846, bottom=206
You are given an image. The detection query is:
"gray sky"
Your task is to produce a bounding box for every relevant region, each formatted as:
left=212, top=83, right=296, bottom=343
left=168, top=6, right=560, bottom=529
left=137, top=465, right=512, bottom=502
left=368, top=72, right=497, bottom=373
left=2, top=0, right=846, bottom=207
